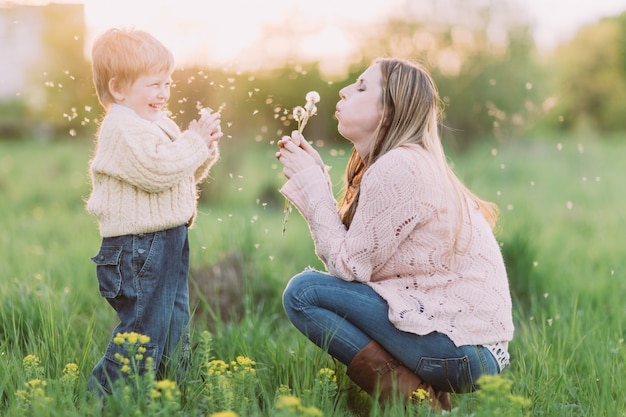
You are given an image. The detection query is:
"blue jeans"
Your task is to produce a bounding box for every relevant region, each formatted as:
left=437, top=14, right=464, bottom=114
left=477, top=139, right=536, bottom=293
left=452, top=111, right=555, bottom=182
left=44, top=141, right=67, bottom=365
left=282, top=269, right=500, bottom=393
left=87, top=225, right=191, bottom=395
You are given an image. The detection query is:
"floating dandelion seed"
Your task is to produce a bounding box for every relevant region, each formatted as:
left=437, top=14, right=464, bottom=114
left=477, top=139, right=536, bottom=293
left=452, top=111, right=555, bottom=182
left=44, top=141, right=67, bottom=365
left=282, top=90, right=320, bottom=235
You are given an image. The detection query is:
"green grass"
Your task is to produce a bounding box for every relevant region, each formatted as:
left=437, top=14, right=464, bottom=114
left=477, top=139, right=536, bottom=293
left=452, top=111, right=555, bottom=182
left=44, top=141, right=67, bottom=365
left=0, top=134, right=624, bottom=416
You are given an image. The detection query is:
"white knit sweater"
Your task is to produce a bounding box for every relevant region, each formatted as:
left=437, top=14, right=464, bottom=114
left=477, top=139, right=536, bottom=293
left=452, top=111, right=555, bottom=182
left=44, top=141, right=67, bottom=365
left=87, top=105, right=219, bottom=237
left=280, top=144, right=514, bottom=347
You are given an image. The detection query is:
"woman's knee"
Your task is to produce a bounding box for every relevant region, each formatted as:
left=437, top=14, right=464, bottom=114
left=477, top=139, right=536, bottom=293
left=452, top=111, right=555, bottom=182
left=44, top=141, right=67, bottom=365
left=282, top=269, right=325, bottom=311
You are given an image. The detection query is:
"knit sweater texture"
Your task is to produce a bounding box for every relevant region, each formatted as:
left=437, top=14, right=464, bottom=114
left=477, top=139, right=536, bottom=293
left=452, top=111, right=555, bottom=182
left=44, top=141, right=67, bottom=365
left=280, top=144, right=514, bottom=347
left=87, top=105, right=219, bottom=237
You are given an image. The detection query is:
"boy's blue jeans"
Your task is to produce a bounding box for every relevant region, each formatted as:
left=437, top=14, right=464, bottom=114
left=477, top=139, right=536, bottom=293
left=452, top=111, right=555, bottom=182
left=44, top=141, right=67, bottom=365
left=87, top=224, right=191, bottom=395
left=282, top=269, right=500, bottom=393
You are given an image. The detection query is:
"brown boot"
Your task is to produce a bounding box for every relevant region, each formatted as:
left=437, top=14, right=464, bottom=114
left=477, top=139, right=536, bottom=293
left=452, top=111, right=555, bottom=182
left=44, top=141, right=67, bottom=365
left=435, top=390, right=452, bottom=411
left=346, top=341, right=442, bottom=410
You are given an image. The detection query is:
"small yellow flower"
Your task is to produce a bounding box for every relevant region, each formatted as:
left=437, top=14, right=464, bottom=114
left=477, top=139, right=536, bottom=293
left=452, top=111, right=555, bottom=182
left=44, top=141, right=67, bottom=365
left=236, top=356, right=255, bottom=366
left=15, top=389, right=29, bottom=404
left=113, top=331, right=151, bottom=345
left=209, top=411, right=239, bottom=417
left=301, top=405, right=323, bottom=417
left=156, top=379, right=177, bottom=390
left=63, top=363, right=79, bottom=377
left=411, top=387, right=430, bottom=401
left=317, top=368, right=336, bottom=382
left=275, top=395, right=302, bottom=410
left=26, top=379, right=47, bottom=389
left=22, top=355, right=41, bottom=368
left=121, top=364, right=131, bottom=374
left=207, top=359, right=229, bottom=376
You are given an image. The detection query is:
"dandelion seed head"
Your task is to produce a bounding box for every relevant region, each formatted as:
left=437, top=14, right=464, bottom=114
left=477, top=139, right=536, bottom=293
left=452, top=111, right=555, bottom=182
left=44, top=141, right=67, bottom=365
left=292, top=106, right=305, bottom=122
left=305, top=91, right=320, bottom=103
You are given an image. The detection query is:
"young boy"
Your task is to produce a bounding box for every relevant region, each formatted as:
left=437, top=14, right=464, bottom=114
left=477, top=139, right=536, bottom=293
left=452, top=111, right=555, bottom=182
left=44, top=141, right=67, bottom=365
left=86, top=27, right=222, bottom=396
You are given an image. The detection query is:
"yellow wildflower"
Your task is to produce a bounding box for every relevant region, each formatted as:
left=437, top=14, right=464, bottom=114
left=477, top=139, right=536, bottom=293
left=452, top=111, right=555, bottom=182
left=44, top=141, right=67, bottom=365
left=275, top=395, right=302, bottom=410
left=411, top=387, right=430, bottom=401
left=63, top=363, right=79, bottom=377
left=317, top=368, right=336, bottom=382
left=301, top=405, right=323, bottom=417
left=209, top=411, right=239, bottom=417
left=113, top=331, right=150, bottom=345
left=22, top=355, right=41, bottom=368
left=207, top=359, right=229, bottom=376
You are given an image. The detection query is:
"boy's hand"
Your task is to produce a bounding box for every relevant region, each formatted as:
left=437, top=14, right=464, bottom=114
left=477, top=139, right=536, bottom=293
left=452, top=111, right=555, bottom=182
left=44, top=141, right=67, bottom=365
left=189, top=110, right=223, bottom=147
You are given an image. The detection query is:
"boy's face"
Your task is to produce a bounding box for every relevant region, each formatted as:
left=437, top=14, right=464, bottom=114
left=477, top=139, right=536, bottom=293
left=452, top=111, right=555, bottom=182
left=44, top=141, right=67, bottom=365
left=117, top=71, right=172, bottom=122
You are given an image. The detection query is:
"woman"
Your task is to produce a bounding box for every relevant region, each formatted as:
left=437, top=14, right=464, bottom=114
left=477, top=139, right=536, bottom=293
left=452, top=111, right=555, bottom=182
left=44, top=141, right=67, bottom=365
left=275, top=58, right=514, bottom=411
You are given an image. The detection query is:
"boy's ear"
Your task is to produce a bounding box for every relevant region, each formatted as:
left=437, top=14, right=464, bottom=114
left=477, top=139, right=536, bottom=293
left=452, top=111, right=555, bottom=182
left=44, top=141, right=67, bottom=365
left=108, top=78, right=125, bottom=102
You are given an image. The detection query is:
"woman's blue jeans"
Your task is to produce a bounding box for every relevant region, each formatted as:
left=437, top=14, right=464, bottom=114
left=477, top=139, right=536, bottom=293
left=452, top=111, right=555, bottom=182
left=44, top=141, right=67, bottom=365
left=282, top=269, right=500, bottom=393
left=87, top=225, right=191, bottom=395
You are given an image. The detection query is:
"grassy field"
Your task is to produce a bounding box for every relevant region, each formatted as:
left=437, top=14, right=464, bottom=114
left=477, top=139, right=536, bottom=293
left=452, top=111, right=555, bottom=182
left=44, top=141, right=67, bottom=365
left=0, top=133, right=624, bottom=416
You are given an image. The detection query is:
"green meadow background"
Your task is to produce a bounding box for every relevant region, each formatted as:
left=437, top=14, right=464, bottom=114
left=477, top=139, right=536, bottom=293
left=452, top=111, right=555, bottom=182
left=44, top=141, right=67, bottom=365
left=1, top=131, right=624, bottom=416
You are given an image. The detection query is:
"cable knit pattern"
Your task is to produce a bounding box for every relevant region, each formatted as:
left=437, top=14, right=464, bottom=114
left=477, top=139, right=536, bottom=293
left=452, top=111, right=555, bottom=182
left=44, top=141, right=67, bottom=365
left=280, top=144, right=514, bottom=347
left=87, top=105, right=219, bottom=237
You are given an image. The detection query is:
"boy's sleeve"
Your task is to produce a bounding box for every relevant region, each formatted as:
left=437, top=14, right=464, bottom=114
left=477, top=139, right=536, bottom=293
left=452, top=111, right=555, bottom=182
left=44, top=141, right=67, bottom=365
left=95, top=116, right=210, bottom=193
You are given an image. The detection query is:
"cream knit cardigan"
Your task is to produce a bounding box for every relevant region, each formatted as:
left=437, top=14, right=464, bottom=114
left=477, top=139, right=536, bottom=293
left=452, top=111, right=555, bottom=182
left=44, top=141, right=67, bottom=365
left=280, top=144, right=514, bottom=347
left=87, top=105, right=218, bottom=237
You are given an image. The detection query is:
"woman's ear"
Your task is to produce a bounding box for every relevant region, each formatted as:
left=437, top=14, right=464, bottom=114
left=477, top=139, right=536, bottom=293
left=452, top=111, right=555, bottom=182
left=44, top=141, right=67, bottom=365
left=108, top=78, right=125, bottom=102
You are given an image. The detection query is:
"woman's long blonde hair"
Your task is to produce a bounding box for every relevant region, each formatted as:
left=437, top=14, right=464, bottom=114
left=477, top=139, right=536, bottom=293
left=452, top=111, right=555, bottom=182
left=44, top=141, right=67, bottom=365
left=338, top=58, right=499, bottom=250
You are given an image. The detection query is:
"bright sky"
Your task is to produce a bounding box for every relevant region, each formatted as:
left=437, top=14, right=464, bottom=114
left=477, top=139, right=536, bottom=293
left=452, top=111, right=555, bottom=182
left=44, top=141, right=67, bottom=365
left=12, top=0, right=626, bottom=67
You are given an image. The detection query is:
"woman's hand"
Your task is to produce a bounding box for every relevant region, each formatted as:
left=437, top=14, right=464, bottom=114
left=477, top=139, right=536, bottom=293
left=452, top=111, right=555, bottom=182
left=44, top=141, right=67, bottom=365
left=276, top=131, right=324, bottom=179
left=189, top=111, right=223, bottom=147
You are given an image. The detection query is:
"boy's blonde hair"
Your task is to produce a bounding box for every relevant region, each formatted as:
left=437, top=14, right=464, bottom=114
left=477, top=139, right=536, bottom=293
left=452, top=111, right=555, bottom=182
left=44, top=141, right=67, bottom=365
left=91, top=27, right=175, bottom=108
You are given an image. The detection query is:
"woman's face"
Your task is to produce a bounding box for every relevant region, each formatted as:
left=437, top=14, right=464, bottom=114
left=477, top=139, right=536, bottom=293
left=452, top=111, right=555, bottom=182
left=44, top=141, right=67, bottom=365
left=335, top=63, right=383, bottom=158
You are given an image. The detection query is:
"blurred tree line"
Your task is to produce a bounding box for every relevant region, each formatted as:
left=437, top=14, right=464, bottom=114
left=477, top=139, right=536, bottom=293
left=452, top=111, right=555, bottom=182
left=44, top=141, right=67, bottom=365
left=3, top=0, right=626, bottom=147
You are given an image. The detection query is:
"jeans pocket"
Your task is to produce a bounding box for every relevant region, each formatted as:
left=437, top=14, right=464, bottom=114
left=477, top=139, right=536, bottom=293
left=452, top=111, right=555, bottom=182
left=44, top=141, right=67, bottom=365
left=91, top=246, right=123, bottom=298
left=416, top=355, right=474, bottom=393
left=134, top=232, right=160, bottom=278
